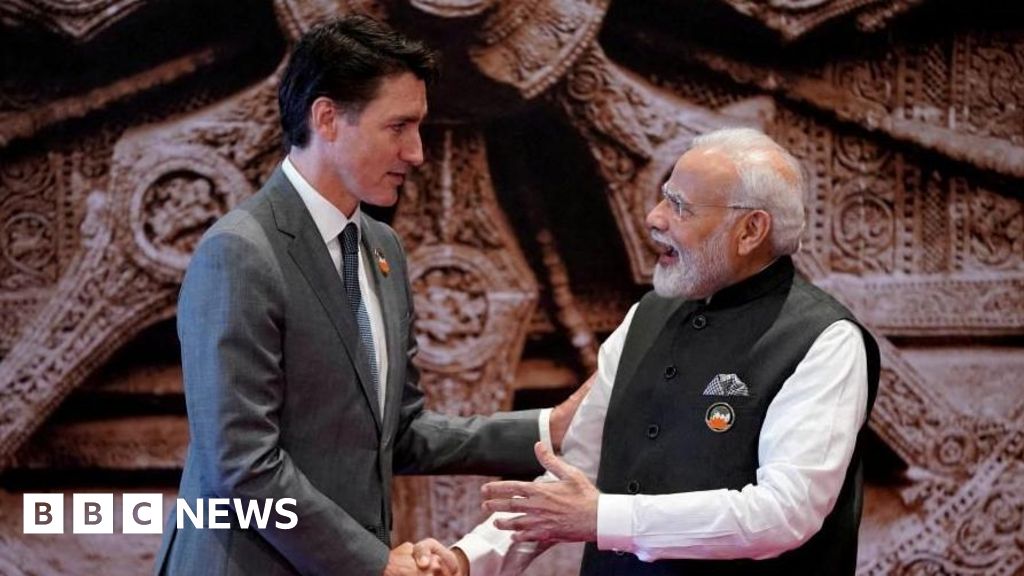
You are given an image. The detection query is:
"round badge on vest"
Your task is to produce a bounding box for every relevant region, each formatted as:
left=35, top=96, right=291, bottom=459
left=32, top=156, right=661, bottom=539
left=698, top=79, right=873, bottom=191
left=705, top=402, right=735, bottom=432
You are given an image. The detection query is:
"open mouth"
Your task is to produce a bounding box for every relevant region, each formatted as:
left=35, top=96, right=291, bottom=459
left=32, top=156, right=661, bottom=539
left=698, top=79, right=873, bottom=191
left=387, top=172, right=406, bottom=184
left=652, top=235, right=679, bottom=264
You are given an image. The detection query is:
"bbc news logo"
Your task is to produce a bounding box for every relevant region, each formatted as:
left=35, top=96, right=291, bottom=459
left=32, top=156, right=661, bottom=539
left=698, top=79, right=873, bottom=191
left=24, top=494, right=298, bottom=534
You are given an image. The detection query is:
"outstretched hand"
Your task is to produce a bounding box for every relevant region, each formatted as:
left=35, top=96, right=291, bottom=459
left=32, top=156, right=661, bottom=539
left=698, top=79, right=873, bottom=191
left=549, top=374, right=594, bottom=452
left=481, top=442, right=599, bottom=543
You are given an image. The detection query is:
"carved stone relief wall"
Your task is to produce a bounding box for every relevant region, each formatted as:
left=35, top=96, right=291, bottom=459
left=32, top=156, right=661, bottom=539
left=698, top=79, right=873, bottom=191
left=0, top=1, right=1021, bottom=574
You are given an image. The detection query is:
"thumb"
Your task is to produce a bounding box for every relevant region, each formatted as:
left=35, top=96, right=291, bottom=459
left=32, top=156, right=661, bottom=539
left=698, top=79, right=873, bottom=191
left=534, top=441, right=574, bottom=480
left=412, top=542, right=431, bottom=568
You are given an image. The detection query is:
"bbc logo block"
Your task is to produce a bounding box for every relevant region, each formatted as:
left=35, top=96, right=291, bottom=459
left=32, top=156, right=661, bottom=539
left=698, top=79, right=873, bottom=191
left=24, top=493, right=64, bottom=534
left=24, top=493, right=163, bottom=534
left=123, top=493, right=163, bottom=534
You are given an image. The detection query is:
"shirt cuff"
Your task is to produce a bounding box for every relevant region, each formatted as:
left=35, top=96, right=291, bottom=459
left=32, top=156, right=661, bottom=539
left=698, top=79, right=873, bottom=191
left=538, top=408, right=553, bottom=452
left=597, top=493, right=634, bottom=553
left=453, top=533, right=503, bottom=576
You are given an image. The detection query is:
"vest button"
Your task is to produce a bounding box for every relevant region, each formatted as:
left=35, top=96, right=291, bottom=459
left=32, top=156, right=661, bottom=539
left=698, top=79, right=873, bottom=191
left=646, top=424, right=660, bottom=439
left=692, top=315, right=707, bottom=329
left=627, top=480, right=640, bottom=494
left=663, top=365, right=677, bottom=379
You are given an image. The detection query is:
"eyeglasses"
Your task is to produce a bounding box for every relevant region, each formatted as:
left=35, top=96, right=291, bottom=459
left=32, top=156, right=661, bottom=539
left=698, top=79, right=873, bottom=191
left=660, top=183, right=762, bottom=219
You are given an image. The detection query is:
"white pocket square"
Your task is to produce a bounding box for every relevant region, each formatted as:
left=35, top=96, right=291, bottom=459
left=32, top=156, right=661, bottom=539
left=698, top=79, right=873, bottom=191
left=703, top=374, right=749, bottom=396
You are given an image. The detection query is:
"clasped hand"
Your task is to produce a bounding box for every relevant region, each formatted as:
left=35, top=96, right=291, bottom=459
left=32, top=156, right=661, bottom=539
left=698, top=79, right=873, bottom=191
left=383, top=539, right=468, bottom=576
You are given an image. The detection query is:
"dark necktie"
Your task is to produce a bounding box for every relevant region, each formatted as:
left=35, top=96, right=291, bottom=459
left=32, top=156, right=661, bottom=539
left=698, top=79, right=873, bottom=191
left=340, top=223, right=381, bottom=409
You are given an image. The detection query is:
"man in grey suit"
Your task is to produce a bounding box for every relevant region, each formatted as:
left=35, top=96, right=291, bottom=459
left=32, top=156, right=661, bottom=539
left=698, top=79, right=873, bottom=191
left=155, top=15, right=578, bottom=576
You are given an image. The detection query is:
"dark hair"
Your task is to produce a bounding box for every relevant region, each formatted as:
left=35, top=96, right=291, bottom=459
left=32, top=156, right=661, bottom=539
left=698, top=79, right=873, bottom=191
left=278, top=15, right=438, bottom=149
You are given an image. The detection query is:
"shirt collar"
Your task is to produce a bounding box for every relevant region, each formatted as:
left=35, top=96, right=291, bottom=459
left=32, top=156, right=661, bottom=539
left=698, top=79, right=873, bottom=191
left=282, top=156, right=360, bottom=246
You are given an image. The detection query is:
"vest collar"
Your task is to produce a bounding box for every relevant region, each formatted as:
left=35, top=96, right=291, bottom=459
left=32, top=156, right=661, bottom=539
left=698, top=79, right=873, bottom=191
left=705, top=256, right=794, bottom=309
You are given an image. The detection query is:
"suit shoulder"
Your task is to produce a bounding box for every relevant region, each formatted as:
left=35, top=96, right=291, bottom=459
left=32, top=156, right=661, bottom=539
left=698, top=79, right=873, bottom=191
left=198, top=192, right=275, bottom=252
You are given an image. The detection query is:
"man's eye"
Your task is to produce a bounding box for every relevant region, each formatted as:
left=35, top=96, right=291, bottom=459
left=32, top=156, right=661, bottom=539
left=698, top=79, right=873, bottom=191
left=389, top=123, right=405, bottom=133
left=668, top=197, right=686, bottom=214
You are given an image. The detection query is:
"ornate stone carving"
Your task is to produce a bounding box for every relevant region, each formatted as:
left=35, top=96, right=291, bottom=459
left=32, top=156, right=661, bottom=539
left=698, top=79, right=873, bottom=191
left=273, top=0, right=364, bottom=43
left=0, top=155, right=58, bottom=290
left=11, top=415, right=187, bottom=469
left=410, top=0, right=495, bottom=18
left=536, top=229, right=598, bottom=373
left=818, top=275, right=1024, bottom=336
left=0, top=49, right=220, bottom=149
left=0, top=0, right=146, bottom=41
left=684, top=40, right=1024, bottom=179
left=716, top=0, right=931, bottom=40
left=470, top=0, right=609, bottom=99
left=865, top=435, right=1024, bottom=575
left=965, top=186, right=1023, bottom=271
left=0, top=63, right=278, bottom=468
left=409, top=248, right=504, bottom=372
left=1, top=213, right=55, bottom=283
left=121, top=148, right=253, bottom=275
left=959, top=33, right=1024, bottom=146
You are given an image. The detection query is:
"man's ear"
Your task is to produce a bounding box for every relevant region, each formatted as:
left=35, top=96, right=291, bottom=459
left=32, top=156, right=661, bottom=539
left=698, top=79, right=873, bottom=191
left=737, top=210, right=772, bottom=256
left=309, top=97, right=338, bottom=141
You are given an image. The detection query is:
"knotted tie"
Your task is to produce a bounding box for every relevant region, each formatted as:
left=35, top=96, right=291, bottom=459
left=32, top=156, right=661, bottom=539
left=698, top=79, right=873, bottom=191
left=340, top=223, right=381, bottom=409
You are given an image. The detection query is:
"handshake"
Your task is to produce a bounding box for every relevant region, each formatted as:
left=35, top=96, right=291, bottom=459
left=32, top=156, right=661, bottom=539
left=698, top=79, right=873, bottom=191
left=383, top=539, right=469, bottom=576
left=381, top=380, right=596, bottom=576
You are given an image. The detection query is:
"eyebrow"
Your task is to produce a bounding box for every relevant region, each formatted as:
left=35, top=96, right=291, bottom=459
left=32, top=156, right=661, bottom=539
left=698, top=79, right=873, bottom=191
left=661, top=182, right=686, bottom=202
left=387, top=114, right=423, bottom=123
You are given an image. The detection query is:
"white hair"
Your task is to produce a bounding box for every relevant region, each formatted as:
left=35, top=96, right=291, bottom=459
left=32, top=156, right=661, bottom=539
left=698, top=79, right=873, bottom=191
left=690, top=128, right=807, bottom=256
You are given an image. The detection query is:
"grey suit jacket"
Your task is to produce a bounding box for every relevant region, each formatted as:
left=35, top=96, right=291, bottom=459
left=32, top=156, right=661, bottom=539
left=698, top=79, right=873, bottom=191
left=155, top=168, right=541, bottom=576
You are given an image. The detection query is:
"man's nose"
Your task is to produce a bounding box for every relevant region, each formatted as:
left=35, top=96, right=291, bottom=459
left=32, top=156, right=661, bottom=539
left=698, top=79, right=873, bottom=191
left=401, top=130, right=425, bottom=166
left=646, top=199, right=669, bottom=230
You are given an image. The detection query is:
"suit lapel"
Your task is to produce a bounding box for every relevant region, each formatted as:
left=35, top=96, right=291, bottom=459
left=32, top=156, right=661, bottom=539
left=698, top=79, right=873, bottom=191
left=359, top=215, right=405, bottom=434
left=267, top=169, right=383, bottom=431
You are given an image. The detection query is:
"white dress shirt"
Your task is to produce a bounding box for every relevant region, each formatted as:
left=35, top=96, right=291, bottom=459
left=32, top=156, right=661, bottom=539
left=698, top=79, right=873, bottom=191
left=282, top=157, right=389, bottom=411
left=456, top=302, right=868, bottom=574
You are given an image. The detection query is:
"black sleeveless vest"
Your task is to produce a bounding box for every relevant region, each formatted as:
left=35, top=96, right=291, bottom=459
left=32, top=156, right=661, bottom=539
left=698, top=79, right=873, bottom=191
left=580, top=257, right=880, bottom=576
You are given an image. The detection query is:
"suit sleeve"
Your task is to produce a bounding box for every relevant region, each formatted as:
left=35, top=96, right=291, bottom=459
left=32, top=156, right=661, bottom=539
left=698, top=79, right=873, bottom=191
left=384, top=229, right=544, bottom=477
left=178, top=231, right=389, bottom=576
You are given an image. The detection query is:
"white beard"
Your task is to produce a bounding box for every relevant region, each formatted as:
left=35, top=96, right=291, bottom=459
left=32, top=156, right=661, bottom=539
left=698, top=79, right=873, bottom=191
left=652, top=224, right=733, bottom=300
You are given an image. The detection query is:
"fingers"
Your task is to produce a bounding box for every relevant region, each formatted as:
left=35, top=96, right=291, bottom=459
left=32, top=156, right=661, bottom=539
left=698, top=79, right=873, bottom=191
left=511, top=528, right=557, bottom=543
left=413, top=540, right=431, bottom=569
left=492, top=514, right=544, bottom=532
left=481, top=480, right=535, bottom=500
left=412, top=538, right=459, bottom=576
left=482, top=497, right=537, bottom=514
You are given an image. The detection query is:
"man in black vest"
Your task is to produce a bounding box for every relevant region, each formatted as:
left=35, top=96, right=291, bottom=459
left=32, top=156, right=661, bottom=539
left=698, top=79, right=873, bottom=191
left=445, top=128, right=881, bottom=575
